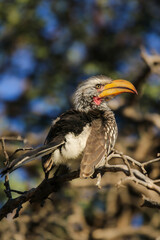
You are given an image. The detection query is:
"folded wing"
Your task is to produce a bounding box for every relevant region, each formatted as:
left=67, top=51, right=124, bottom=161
left=80, top=119, right=106, bottom=178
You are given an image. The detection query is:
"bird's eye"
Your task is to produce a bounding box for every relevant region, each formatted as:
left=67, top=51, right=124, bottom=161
left=95, top=84, right=102, bottom=89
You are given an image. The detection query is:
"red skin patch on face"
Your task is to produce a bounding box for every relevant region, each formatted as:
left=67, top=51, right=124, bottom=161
left=93, top=96, right=102, bottom=105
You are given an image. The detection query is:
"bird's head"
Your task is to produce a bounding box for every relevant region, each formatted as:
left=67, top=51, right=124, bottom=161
left=73, top=75, right=137, bottom=112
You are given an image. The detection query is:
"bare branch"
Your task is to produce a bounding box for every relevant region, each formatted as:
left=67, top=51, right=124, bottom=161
left=1, top=137, right=10, bottom=166
left=0, top=157, right=159, bottom=219
left=142, top=157, right=160, bottom=167
left=0, top=136, right=28, bottom=201
left=0, top=138, right=12, bottom=199
left=1, top=151, right=160, bottom=220
left=9, top=147, right=33, bottom=159
left=13, top=204, right=23, bottom=219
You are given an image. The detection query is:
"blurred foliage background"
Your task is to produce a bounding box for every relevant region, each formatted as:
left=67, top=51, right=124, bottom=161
left=0, top=0, right=160, bottom=239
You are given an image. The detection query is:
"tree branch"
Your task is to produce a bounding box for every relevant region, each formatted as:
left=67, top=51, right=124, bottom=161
left=1, top=151, right=160, bottom=220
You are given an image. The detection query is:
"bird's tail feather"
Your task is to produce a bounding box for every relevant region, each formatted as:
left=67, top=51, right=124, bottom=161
left=1, top=141, right=64, bottom=177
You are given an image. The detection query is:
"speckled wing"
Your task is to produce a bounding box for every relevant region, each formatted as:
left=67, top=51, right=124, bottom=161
left=80, top=119, right=106, bottom=178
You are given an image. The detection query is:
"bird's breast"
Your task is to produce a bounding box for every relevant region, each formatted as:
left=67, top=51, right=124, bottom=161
left=51, top=124, right=91, bottom=170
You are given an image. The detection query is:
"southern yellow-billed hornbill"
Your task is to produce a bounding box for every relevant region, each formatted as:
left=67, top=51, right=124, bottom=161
left=1, top=76, right=137, bottom=180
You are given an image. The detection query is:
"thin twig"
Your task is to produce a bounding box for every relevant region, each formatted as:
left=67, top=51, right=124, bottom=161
left=0, top=138, right=12, bottom=199
left=142, top=157, right=160, bottom=167
left=121, top=154, right=134, bottom=177
left=108, top=151, right=147, bottom=175
left=153, top=179, right=160, bottom=184
left=9, top=147, right=33, bottom=159
left=10, top=189, right=28, bottom=195
left=0, top=136, right=26, bottom=143
left=13, top=204, right=23, bottom=219
left=1, top=138, right=10, bottom=166
left=0, top=136, right=28, bottom=200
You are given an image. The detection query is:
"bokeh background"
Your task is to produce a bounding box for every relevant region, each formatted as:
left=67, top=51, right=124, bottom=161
left=0, top=0, right=160, bottom=239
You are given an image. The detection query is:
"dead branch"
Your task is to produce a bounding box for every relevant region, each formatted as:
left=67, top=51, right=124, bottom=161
left=9, top=147, right=33, bottom=159
left=0, top=138, right=12, bottom=199
left=1, top=151, right=160, bottom=220
left=0, top=136, right=30, bottom=204
left=0, top=136, right=27, bottom=145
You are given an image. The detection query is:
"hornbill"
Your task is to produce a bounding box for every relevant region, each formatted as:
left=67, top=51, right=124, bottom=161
left=1, top=76, right=137, bottom=180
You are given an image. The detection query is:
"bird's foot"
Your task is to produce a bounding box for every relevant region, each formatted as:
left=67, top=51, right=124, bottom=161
left=96, top=173, right=102, bottom=189
left=112, top=148, right=123, bottom=155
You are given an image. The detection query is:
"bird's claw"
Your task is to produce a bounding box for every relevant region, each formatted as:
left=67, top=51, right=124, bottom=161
left=96, top=173, right=102, bottom=189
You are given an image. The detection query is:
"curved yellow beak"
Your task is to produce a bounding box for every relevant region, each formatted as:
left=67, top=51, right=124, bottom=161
left=98, top=79, right=138, bottom=98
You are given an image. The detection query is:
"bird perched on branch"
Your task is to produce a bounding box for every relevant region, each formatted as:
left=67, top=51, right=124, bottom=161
left=1, top=76, right=137, bottom=182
